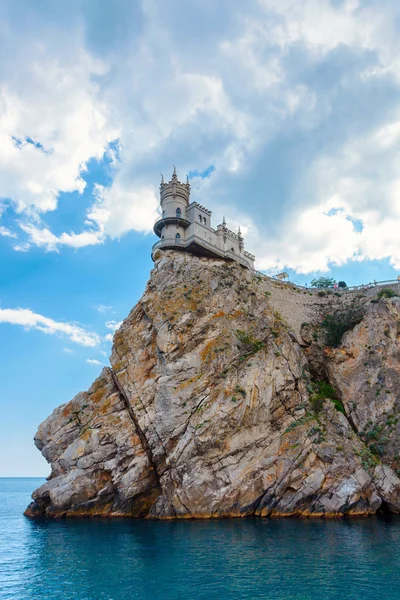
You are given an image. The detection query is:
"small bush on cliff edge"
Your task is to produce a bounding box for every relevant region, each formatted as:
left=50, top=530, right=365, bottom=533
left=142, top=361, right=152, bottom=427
left=377, top=288, right=398, bottom=299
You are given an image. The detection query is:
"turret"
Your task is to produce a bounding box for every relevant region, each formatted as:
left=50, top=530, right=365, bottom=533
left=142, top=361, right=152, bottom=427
left=238, top=227, right=244, bottom=252
left=154, top=168, right=191, bottom=238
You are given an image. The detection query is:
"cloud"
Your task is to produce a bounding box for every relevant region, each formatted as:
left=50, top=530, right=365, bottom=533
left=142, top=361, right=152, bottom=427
left=105, top=320, right=122, bottom=331
left=96, top=304, right=113, bottom=313
left=63, top=347, right=74, bottom=353
left=104, top=333, right=113, bottom=343
left=86, top=358, right=102, bottom=365
left=0, top=19, right=117, bottom=215
left=0, top=226, right=16, bottom=238
left=0, top=308, right=100, bottom=347
left=17, top=224, right=103, bottom=252
left=251, top=117, right=400, bottom=273
left=87, top=183, right=159, bottom=237
left=2, top=0, right=400, bottom=273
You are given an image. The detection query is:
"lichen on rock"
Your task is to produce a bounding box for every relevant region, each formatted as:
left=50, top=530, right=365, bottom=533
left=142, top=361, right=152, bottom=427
left=25, top=251, right=400, bottom=518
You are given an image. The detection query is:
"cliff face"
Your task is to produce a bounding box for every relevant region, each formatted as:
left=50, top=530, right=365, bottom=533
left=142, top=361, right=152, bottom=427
left=25, top=251, right=400, bottom=518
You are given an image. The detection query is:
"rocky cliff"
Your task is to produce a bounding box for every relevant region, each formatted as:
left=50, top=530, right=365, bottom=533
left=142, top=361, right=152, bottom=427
left=25, top=251, right=400, bottom=518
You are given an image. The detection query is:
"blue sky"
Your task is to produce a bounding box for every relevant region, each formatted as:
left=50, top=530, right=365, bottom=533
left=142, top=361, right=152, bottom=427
left=1, top=0, right=400, bottom=475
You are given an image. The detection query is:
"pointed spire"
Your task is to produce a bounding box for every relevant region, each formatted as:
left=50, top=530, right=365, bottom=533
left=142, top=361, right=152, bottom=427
left=172, top=165, right=177, bottom=180
left=161, top=174, right=164, bottom=185
left=238, top=225, right=244, bottom=251
left=186, top=174, right=189, bottom=185
left=222, top=216, right=226, bottom=226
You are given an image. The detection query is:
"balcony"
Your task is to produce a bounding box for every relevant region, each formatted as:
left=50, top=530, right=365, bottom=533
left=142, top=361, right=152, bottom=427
left=153, top=214, right=191, bottom=237
left=151, top=236, right=255, bottom=271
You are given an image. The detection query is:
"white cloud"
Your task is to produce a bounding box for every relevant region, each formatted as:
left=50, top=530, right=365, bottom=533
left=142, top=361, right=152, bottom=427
left=0, top=308, right=100, bottom=347
left=96, top=304, right=113, bottom=313
left=86, top=358, right=102, bottom=365
left=105, top=320, right=122, bottom=331
left=248, top=118, right=400, bottom=273
left=63, top=347, right=74, bottom=353
left=99, top=350, right=107, bottom=357
left=87, top=183, right=159, bottom=237
left=0, top=226, right=16, bottom=238
left=252, top=202, right=360, bottom=273
left=104, top=333, right=113, bottom=343
left=2, top=0, right=400, bottom=274
left=0, top=42, right=116, bottom=215
left=17, top=223, right=103, bottom=252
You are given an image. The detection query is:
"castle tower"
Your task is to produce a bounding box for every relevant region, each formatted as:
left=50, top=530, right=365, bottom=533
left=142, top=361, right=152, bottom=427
left=153, top=167, right=191, bottom=243
left=151, top=168, right=255, bottom=271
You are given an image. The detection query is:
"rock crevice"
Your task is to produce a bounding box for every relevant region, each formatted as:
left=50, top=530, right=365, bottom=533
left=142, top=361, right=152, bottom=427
left=109, top=369, right=162, bottom=495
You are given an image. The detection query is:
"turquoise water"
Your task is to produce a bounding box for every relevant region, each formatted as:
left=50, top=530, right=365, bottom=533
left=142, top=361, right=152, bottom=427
left=1, top=479, right=400, bottom=599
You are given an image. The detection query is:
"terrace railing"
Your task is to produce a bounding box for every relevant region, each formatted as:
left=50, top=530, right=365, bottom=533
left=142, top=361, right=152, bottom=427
left=253, top=271, right=400, bottom=294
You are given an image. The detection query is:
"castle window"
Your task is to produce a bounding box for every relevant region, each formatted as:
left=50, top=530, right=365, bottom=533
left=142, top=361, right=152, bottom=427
left=175, top=233, right=181, bottom=244
left=198, top=215, right=202, bottom=222
left=176, top=207, right=181, bottom=217
left=162, top=210, right=166, bottom=217
left=203, top=217, right=207, bottom=225
left=231, top=247, right=235, bottom=253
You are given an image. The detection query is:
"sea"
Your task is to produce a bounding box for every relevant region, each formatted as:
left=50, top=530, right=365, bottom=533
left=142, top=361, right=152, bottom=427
left=1, top=478, right=400, bottom=600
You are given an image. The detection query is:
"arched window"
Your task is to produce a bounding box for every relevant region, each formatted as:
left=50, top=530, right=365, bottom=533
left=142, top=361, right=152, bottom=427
left=203, top=217, right=207, bottom=225
left=198, top=214, right=202, bottom=222
left=162, top=210, right=166, bottom=217
left=231, top=247, right=235, bottom=253
left=175, top=233, right=181, bottom=244
left=176, top=207, right=181, bottom=217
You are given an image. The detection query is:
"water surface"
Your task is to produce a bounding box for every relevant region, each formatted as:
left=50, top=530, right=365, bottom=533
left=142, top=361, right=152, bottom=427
left=1, top=478, right=399, bottom=599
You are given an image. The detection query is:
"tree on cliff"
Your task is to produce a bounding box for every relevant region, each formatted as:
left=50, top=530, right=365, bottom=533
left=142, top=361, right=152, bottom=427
left=310, top=277, right=336, bottom=289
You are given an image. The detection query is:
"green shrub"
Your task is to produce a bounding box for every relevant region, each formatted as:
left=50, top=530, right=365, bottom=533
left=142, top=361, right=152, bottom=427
left=309, top=381, right=344, bottom=416
left=377, top=288, right=398, bottom=299
left=322, top=308, right=364, bottom=347
left=236, top=330, right=265, bottom=354
left=284, top=415, right=313, bottom=433
left=369, top=442, right=385, bottom=457
left=234, top=385, right=247, bottom=398
left=331, top=397, right=346, bottom=414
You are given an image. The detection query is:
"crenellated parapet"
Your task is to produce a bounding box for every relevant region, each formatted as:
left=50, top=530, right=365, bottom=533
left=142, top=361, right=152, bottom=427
left=220, top=228, right=240, bottom=241
left=189, top=201, right=212, bottom=216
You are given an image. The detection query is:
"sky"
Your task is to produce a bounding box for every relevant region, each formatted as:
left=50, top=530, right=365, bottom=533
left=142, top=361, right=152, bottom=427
left=1, top=0, right=400, bottom=476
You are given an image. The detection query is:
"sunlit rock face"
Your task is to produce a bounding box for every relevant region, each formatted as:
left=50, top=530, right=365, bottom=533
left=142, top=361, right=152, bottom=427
left=25, top=251, right=400, bottom=518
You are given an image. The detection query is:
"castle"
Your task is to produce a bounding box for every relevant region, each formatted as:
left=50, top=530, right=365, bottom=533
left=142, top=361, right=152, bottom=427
left=151, top=168, right=255, bottom=271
